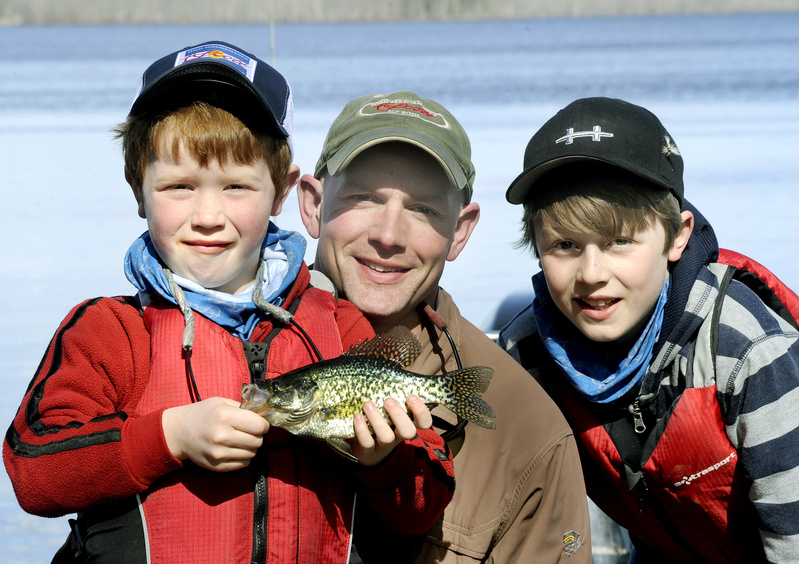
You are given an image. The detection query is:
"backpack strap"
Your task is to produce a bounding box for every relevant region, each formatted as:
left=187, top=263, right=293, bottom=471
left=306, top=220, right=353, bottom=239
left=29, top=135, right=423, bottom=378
left=242, top=290, right=307, bottom=382
left=684, top=263, right=734, bottom=391
left=709, top=263, right=736, bottom=371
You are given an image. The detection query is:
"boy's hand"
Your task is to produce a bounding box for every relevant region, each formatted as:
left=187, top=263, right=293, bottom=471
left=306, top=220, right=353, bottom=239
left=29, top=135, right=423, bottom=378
left=351, top=395, right=432, bottom=467
left=162, top=397, right=270, bottom=472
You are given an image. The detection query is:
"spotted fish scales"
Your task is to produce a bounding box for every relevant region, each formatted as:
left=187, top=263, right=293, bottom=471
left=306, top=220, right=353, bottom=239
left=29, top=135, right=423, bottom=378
left=240, top=325, right=495, bottom=457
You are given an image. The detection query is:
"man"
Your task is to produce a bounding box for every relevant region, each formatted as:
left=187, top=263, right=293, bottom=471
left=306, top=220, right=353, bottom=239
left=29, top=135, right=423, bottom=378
left=297, top=91, right=591, bottom=563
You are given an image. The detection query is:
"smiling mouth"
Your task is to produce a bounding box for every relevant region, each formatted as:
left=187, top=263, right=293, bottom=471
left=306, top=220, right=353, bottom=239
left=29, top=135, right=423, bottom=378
left=185, top=241, right=230, bottom=253
left=359, top=259, right=408, bottom=273
left=578, top=298, right=620, bottom=310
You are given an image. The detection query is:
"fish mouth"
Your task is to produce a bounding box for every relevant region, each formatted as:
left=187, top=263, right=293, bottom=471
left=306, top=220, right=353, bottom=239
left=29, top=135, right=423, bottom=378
left=240, top=399, right=271, bottom=414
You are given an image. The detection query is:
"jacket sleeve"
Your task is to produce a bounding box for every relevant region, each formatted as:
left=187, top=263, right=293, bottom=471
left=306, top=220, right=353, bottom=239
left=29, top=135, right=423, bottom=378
left=2, top=297, right=182, bottom=517
left=354, top=430, right=455, bottom=535
left=717, top=287, right=799, bottom=562
left=334, top=298, right=455, bottom=535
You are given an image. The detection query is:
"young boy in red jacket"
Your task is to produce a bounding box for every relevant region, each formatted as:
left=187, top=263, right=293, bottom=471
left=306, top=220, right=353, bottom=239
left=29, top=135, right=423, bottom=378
left=4, top=41, right=454, bottom=563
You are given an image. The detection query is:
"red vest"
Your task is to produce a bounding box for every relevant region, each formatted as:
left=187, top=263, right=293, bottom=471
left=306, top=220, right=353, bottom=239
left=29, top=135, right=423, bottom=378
left=560, top=382, right=764, bottom=563
left=136, top=288, right=355, bottom=563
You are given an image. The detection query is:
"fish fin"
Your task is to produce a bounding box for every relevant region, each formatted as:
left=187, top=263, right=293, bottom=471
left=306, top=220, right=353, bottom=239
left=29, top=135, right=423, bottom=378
left=444, top=366, right=497, bottom=429
left=345, top=325, right=421, bottom=368
left=326, top=439, right=358, bottom=463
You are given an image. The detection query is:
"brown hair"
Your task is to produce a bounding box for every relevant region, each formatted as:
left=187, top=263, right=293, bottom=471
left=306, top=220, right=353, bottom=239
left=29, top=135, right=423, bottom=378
left=115, top=102, right=292, bottom=201
left=518, top=162, right=682, bottom=257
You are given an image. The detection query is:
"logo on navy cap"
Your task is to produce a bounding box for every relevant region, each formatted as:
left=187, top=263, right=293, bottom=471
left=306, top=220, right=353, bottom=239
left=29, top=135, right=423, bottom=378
left=174, top=43, right=258, bottom=82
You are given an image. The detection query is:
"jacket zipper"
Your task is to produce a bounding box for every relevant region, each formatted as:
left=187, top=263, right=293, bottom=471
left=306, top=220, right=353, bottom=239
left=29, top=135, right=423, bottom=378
left=252, top=471, right=268, bottom=562
left=628, top=400, right=646, bottom=434
left=246, top=340, right=269, bottom=562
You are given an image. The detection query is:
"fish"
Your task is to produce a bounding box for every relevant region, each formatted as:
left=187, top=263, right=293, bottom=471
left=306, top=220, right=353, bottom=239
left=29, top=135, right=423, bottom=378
left=240, top=325, right=495, bottom=459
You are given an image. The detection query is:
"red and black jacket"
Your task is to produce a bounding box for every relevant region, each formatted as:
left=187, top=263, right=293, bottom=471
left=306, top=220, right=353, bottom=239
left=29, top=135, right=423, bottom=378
left=5, top=264, right=455, bottom=563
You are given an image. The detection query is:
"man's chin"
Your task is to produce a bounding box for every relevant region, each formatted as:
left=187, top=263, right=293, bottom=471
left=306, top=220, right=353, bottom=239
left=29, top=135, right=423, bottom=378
left=351, top=298, right=412, bottom=332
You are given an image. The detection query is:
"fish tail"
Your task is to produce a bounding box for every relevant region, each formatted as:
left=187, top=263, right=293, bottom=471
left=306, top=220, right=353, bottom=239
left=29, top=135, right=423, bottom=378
left=444, top=366, right=496, bottom=429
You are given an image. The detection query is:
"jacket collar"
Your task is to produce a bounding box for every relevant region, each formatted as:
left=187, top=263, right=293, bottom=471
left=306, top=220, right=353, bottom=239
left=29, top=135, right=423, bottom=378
left=656, top=199, right=719, bottom=351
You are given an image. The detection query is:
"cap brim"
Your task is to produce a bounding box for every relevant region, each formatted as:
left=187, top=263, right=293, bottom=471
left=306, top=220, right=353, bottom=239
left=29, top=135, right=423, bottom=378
left=324, top=127, right=468, bottom=191
left=505, top=155, right=677, bottom=204
left=130, top=62, right=288, bottom=138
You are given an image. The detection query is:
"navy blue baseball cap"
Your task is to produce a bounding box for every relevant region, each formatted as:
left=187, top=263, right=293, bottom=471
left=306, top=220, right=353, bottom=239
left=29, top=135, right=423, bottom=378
left=129, top=40, right=294, bottom=154
left=506, top=97, right=683, bottom=205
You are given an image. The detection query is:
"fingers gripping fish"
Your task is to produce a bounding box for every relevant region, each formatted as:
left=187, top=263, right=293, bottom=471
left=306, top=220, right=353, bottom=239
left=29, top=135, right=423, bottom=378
left=240, top=325, right=495, bottom=459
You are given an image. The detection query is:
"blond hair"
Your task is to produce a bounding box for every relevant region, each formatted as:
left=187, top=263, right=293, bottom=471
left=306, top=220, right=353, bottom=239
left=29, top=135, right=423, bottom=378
left=518, top=162, right=682, bottom=257
left=115, top=102, right=291, bottom=201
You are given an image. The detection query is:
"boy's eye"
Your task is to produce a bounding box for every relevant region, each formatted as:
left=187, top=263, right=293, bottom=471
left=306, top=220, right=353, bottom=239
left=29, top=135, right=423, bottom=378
left=554, top=241, right=576, bottom=250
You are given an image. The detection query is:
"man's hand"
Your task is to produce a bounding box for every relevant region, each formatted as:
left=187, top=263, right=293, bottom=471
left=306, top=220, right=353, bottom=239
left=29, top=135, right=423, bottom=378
left=350, top=394, right=432, bottom=467
left=162, top=397, right=270, bottom=472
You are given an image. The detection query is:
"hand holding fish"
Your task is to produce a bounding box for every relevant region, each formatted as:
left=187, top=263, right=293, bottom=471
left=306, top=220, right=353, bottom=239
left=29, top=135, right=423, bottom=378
left=240, top=326, right=495, bottom=462
left=351, top=394, right=432, bottom=467
left=162, top=397, right=270, bottom=472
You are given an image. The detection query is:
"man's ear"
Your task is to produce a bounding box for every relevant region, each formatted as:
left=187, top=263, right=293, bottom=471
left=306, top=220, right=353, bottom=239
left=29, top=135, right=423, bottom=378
left=667, top=210, right=694, bottom=262
left=271, top=165, right=300, bottom=216
left=447, top=202, right=480, bottom=262
left=297, top=173, right=324, bottom=240
left=125, top=169, right=146, bottom=219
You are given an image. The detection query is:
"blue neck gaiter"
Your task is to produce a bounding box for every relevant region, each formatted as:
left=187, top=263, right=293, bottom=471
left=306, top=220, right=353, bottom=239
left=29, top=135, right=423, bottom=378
left=124, top=221, right=306, bottom=340
left=532, top=271, right=669, bottom=404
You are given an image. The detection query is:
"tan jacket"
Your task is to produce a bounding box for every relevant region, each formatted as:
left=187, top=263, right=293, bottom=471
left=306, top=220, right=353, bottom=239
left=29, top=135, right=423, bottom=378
left=352, top=289, right=592, bottom=563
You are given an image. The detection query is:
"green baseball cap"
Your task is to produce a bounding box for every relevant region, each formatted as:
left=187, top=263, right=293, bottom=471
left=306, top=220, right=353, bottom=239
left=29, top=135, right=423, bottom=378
left=314, top=91, right=475, bottom=201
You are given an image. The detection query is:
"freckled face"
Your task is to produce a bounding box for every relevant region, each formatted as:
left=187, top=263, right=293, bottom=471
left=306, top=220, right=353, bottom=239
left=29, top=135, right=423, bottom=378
left=136, top=143, right=290, bottom=295
left=535, top=220, right=673, bottom=343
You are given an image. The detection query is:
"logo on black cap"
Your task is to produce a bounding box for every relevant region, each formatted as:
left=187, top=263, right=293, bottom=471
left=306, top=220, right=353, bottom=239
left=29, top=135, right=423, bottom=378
left=556, top=126, right=614, bottom=145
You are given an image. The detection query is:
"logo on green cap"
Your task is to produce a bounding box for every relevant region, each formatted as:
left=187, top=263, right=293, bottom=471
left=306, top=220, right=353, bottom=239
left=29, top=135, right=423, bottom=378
left=359, top=98, right=448, bottom=127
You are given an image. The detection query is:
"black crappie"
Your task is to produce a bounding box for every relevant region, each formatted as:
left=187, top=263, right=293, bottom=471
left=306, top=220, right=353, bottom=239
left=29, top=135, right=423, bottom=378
left=240, top=326, right=495, bottom=457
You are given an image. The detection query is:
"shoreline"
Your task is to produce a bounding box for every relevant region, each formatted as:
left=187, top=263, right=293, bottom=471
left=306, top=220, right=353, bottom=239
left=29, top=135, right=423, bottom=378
left=3, top=0, right=799, bottom=26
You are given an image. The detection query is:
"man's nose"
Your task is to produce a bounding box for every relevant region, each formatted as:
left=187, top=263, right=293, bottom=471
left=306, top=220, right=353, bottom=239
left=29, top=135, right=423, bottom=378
left=369, top=202, right=407, bottom=250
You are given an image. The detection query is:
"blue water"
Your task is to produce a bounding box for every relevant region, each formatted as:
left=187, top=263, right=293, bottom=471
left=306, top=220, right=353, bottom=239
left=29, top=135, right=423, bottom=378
left=1, top=14, right=798, bottom=561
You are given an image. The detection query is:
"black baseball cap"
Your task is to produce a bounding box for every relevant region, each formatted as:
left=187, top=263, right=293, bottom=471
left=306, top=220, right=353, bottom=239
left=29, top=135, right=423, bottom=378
left=129, top=40, right=294, bottom=154
left=506, top=97, right=683, bottom=205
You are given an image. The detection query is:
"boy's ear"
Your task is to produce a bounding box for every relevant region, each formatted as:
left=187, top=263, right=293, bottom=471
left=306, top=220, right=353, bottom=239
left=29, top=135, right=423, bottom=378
left=297, top=173, right=324, bottom=240
left=667, top=210, right=694, bottom=262
left=447, top=202, right=480, bottom=262
left=271, top=164, right=300, bottom=216
left=124, top=169, right=146, bottom=219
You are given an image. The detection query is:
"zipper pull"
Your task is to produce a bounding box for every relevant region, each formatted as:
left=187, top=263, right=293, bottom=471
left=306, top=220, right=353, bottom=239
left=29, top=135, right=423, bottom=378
left=628, top=401, right=646, bottom=434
